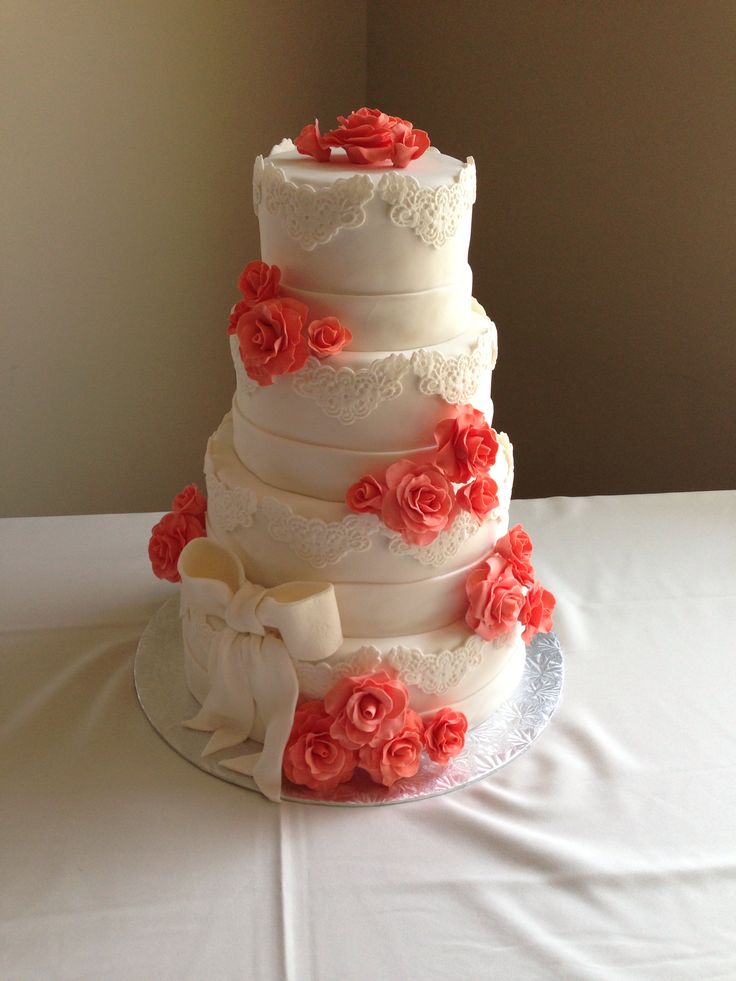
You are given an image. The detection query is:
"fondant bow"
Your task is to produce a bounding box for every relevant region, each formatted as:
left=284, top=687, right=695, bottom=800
left=177, top=537, right=343, bottom=802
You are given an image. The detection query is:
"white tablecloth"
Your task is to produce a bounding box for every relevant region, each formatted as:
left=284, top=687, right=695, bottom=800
left=1, top=492, right=735, bottom=980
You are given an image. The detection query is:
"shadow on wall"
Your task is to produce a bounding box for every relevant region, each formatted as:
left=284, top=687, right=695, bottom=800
left=368, top=0, right=736, bottom=497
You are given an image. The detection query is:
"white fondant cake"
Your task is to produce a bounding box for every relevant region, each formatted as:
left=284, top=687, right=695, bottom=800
left=150, top=111, right=555, bottom=800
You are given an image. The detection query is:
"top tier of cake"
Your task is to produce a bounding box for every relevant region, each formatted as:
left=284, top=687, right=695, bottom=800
left=254, top=141, right=476, bottom=352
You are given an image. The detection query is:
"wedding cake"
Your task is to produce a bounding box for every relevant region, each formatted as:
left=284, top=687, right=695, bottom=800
left=148, top=110, right=555, bottom=801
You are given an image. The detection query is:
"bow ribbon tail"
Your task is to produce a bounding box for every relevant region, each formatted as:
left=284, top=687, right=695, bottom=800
left=220, top=635, right=300, bottom=802
left=183, top=629, right=257, bottom=756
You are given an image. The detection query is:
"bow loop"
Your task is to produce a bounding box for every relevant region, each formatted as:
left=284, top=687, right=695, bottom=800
left=177, top=537, right=344, bottom=802
left=257, top=582, right=342, bottom=662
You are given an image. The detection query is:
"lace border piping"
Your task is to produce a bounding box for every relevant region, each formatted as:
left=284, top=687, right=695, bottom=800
left=253, top=156, right=374, bottom=251
left=294, top=633, right=487, bottom=698
left=377, top=158, right=476, bottom=248
left=235, top=325, right=497, bottom=420
left=252, top=153, right=476, bottom=251
left=206, top=467, right=501, bottom=570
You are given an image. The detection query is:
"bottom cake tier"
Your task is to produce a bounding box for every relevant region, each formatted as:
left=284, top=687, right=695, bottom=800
left=181, top=601, right=527, bottom=739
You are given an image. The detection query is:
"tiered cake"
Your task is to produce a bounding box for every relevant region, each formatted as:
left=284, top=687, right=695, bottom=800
left=149, top=110, right=555, bottom=801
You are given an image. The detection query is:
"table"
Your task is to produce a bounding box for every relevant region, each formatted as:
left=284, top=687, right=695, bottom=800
left=1, top=492, right=735, bottom=980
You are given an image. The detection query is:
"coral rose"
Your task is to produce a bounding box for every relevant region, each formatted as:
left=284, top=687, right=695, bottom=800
left=456, top=474, right=499, bottom=523
left=236, top=296, right=309, bottom=386
left=294, top=120, right=331, bottom=163
left=325, top=108, right=395, bottom=165
left=358, top=710, right=425, bottom=787
left=288, top=700, right=326, bottom=739
left=283, top=704, right=357, bottom=794
left=346, top=474, right=384, bottom=514
left=306, top=317, right=353, bottom=357
left=148, top=511, right=205, bottom=583
left=519, top=582, right=556, bottom=642
left=170, top=483, right=207, bottom=518
left=495, top=524, right=535, bottom=588
left=423, top=708, right=468, bottom=765
left=237, top=260, right=281, bottom=306
left=325, top=672, right=409, bottom=750
left=465, top=557, right=526, bottom=641
left=381, top=459, right=456, bottom=546
left=227, top=298, right=249, bottom=336
left=390, top=119, right=431, bottom=168
left=295, top=109, right=431, bottom=167
left=434, top=405, right=499, bottom=483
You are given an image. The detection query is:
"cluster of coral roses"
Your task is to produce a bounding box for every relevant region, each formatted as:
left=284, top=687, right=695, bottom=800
left=346, top=404, right=500, bottom=546
left=283, top=672, right=467, bottom=794
left=148, top=484, right=207, bottom=582
left=466, top=524, right=555, bottom=644
left=295, top=107, right=430, bottom=169
left=228, top=260, right=352, bottom=387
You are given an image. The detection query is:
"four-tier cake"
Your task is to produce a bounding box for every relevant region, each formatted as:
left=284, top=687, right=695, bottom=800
left=148, top=110, right=555, bottom=801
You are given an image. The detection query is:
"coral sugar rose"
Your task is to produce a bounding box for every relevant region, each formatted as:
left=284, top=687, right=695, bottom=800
left=346, top=474, right=385, bottom=514
left=381, top=459, right=456, bottom=546
left=495, top=524, right=535, bottom=588
left=227, top=298, right=249, bottom=336
left=358, top=710, right=425, bottom=787
left=306, top=317, right=353, bottom=357
left=148, top=511, right=205, bottom=583
left=424, top=708, right=468, bottom=765
left=283, top=703, right=357, bottom=794
left=237, top=260, right=281, bottom=306
left=434, top=405, right=499, bottom=483
left=236, top=296, right=309, bottom=386
left=325, top=672, right=408, bottom=750
left=294, top=119, right=331, bottom=162
left=325, top=108, right=395, bottom=165
left=456, top=474, right=499, bottom=523
left=170, top=483, right=207, bottom=518
left=465, top=556, right=526, bottom=641
left=520, top=582, right=556, bottom=642
left=390, top=119, right=431, bottom=168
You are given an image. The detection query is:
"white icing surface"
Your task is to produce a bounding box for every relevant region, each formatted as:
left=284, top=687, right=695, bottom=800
left=280, top=270, right=473, bottom=351
left=205, top=413, right=513, bottom=584
left=230, top=310, right=497, bottom=452
left=255, top=145, right=475, bottom=293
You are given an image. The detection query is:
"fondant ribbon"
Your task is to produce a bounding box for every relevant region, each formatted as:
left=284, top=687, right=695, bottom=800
left=177, top=537, right=343, bottom=802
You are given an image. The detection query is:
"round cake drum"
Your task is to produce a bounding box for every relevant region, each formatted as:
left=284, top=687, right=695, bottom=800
left=134, top=597, right=564, bottom=806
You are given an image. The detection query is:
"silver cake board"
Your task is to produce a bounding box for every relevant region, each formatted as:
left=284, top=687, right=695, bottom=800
left=134, top=596, right=564, bottom=806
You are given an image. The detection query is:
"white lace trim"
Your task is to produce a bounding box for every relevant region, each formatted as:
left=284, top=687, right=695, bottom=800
left=206, top=469, right=258, bottom=531
left=291, top=353, right=411, bottom=424
left=294, top=648, right=383, bottom=700
left=293, top=632, right=487, bottom=698
left=207, top=470, right=495, bottom=569
left=377, top=158, right=476, bottom=248
left=256, top=325, right=495, bottom=420
left=411, top=327, right=495, bottom=404
left=253, top=156, right=374, bottom=251
left=382, top=509, right=483, bottom=567
left=385, top=634, right=486, bottom=695
left=259, top=496, right=379, bottom=568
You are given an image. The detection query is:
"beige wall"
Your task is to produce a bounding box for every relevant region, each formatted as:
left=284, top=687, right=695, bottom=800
left=370, top=0, right=736, bottom=497
left=1, top=0, right=366, bottom=516
left=3, top=1, right=735, bottom=516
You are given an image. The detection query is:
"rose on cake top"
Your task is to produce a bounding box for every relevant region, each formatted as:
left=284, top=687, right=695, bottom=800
left=295, top=108, right=430, bottom=168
